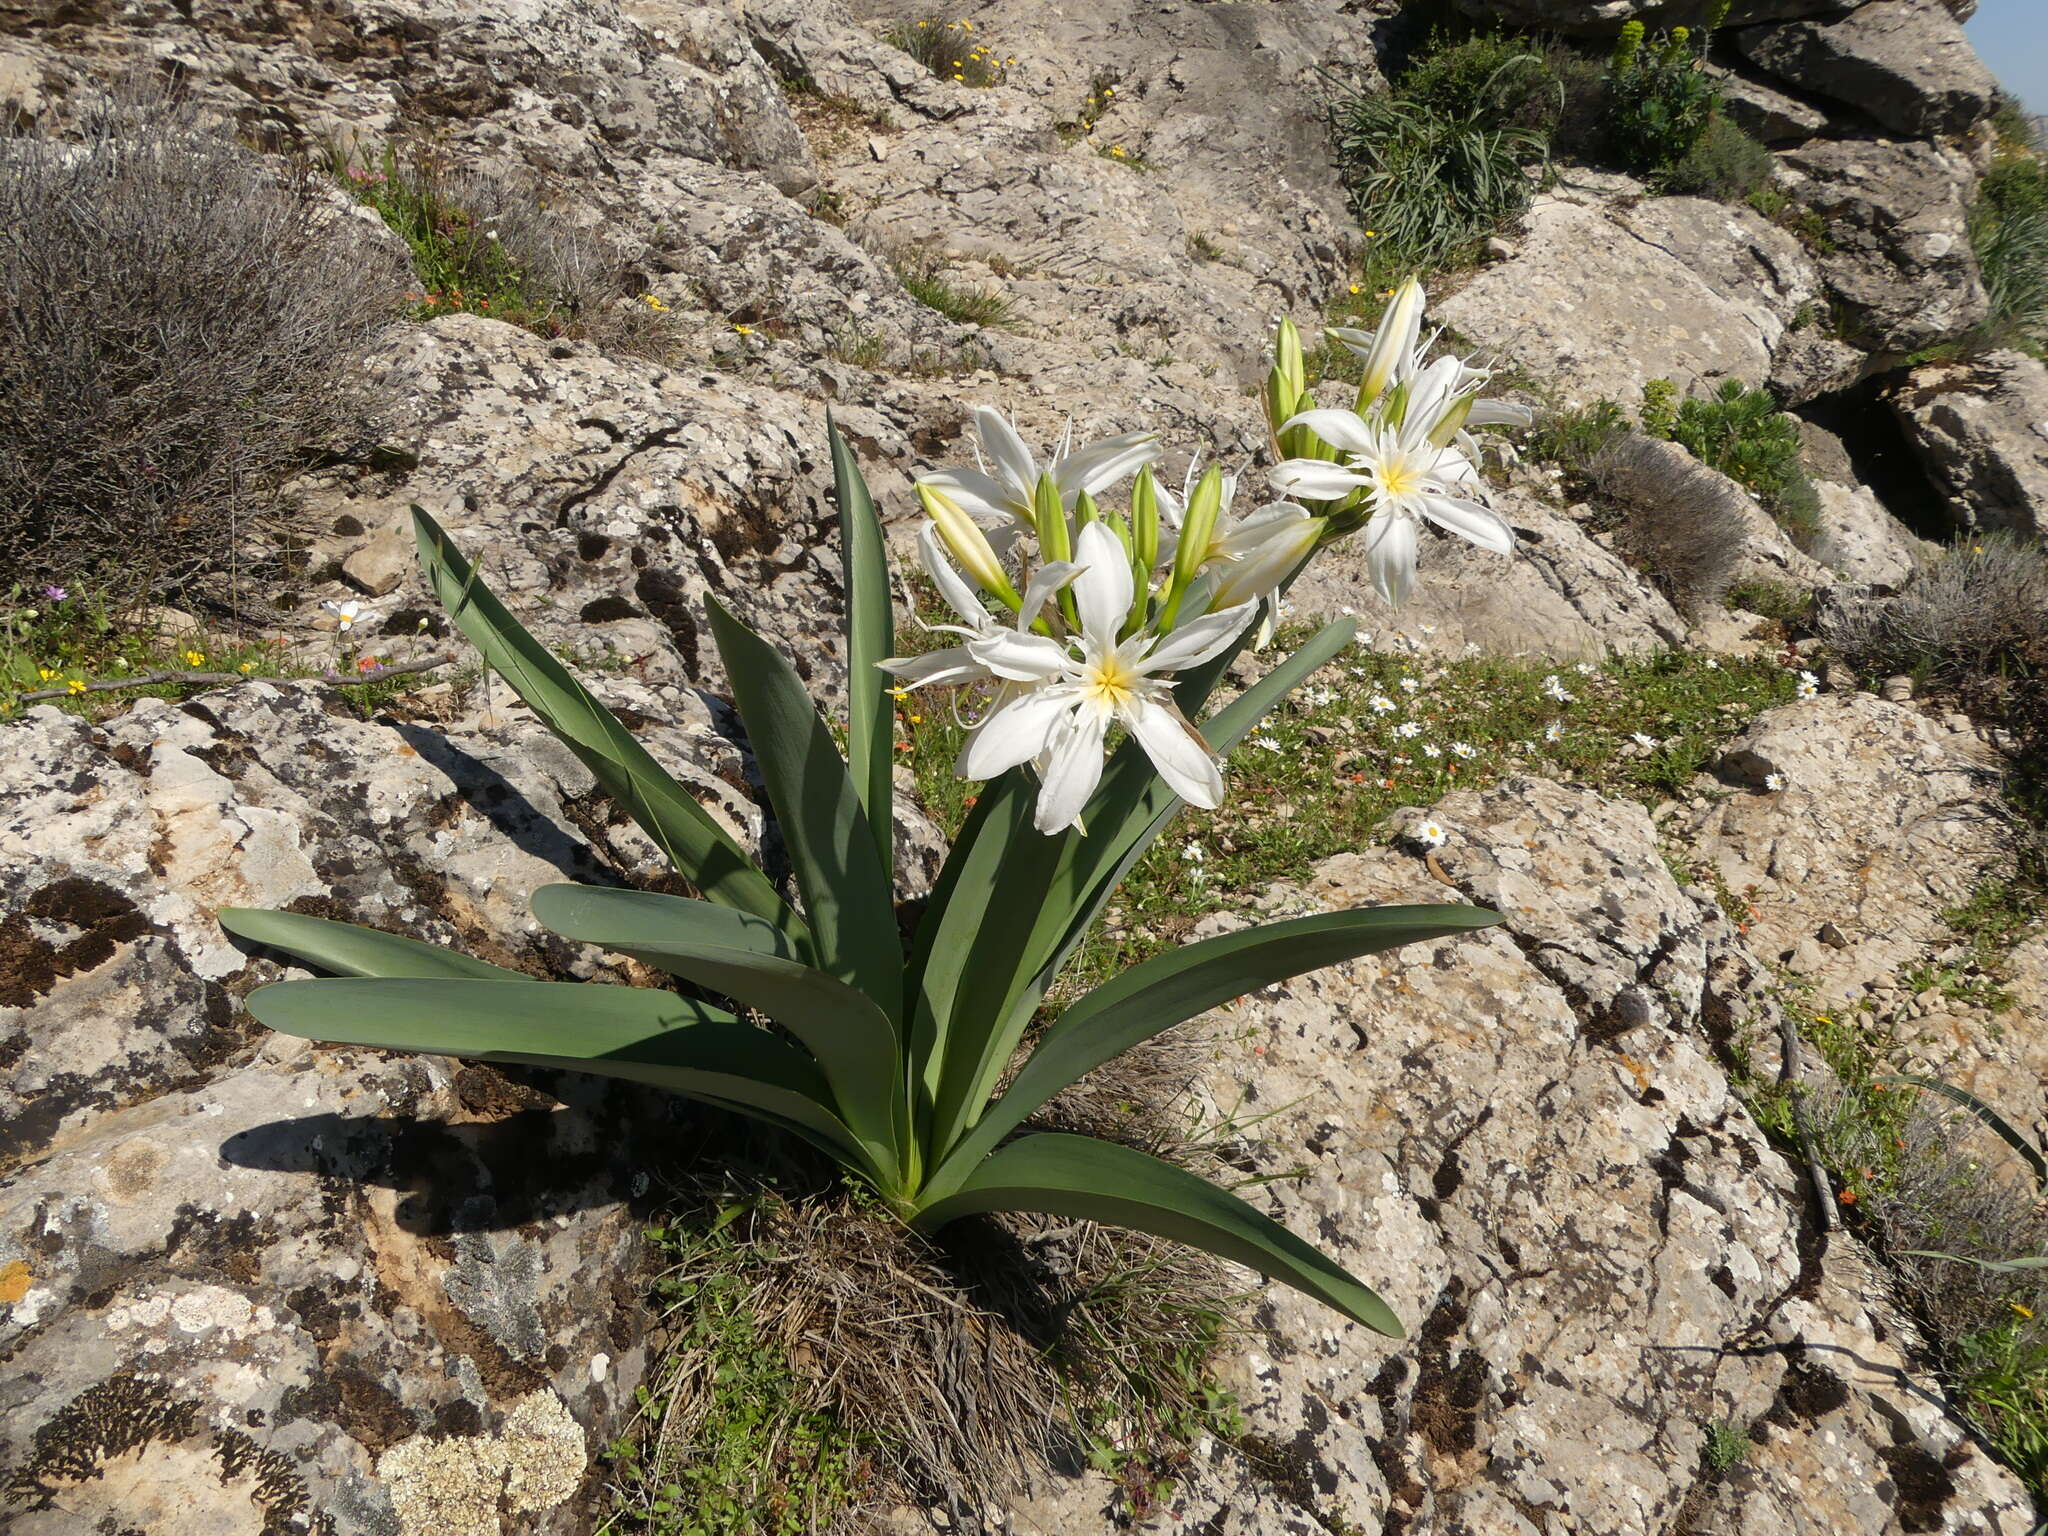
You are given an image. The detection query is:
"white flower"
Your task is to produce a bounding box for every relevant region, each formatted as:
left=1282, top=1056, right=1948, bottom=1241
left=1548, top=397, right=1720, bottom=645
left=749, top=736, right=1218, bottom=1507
left=1631, top=732, right=1657, bottom=749
left=955, top=521, right=1258, bottom=834
left=1795, top=669, right=1819, bottom=699
left=1543, top=720, right=1563, bottom=742
left=1369, top=694, right=1396, bottom=715
left=1764, top=772, right=1786, bottom=791
left=1398, top=677, right=1419, bottom=693
left=1541, top=674, right=1574, bottom=703
left=1270, top=376, right=1513, bottom=606
left=1252, top=734, right=1283, bottom=753
left=1421, top=743, right=1441, bottom=759
left=323, top=598, right=367, bottom=631
left=918, top=406, right=1160, bottom=530
left=1181, top=840, right=1205, bottom=862
left=1414, top=819, right=1448, bottom=848
left=1302, top=683, right=1336, bottom=709
left=1703, top=657, right=1719, bottom=670
left=1574, top=662, right=1596, bottom=676
left=1450, top=741, right=1476, bottom=759
left=1395, top=720, right=1422, bottom=739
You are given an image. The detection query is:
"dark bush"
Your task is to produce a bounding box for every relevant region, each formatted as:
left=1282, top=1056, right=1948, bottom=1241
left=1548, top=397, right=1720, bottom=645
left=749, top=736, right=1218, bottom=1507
left=1602, top=21, right=1719, bottom=177
left=1589, top=431, right=1747, bottom=613
left=1399, top=31, right=1561, bottom=134
left=1669, top=380, right=1820, bottom=546
left=0, top=95, right=400, bottom=601
left=1660, top=114, right=1778, bottom=206
left=1830, top=534, right=2048, bottom=689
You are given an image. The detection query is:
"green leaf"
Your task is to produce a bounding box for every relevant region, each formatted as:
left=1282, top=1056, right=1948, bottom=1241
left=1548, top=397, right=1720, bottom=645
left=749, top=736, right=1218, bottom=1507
left=929, top=904, right=1500, bottom=1190
left=912, top=1133, right=1404, bottom=1336
left=244, top=976, right=872, bottom=1172
left=530, top=883, right=904, bottom=1174
left=704, top=597, right=902, bottom=1015
left=411, top=507, right=802, bottom=940
left=218, top=907, right=524, bottom=980
left=1896, top=1251, right=2048, bottom=1275
left=1878, top=1074, right=2048, bottom=1193
left=920, top=619, right=1358, bottom=1157
left=828, top=415, right=895, bottom=873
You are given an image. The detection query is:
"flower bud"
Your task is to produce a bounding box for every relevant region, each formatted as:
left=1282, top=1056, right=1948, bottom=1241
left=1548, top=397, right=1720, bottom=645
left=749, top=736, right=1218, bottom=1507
left=1031, top=472, right=1072, bottom=567
left=1158, top=466, right=1225, bottom=631
left=1426, top=391, right=1475, bottom=448
left=1354, top=277, right=1425, bottom=412
left=1211, top=514, right=1325, bottom=611
left=1130, top=464, right=1161, bottom=572
left=918, top=482, right=1020, bottom=609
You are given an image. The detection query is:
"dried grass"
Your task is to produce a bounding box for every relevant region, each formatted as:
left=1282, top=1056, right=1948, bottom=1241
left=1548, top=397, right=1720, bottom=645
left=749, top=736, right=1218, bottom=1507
left=619, top=1023, right=1244, bottom=1530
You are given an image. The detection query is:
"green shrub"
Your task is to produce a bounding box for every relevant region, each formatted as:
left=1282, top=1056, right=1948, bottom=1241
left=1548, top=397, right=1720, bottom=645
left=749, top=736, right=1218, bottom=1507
left=1660, top=115, right=1777, bottom=205
left=1968, top=153, right=2048, bottom=351
left=1399, top=30, right=1560, bottom=133
left=0, top=90, right=398, bottom=601
left=1327, top=88, right=1548, bottom=274
left=1670, top=380, right=1819, bottom=543
left=890, top=251, right=1014, bottom=327
left=1602, top=23, right=1720, bottom=176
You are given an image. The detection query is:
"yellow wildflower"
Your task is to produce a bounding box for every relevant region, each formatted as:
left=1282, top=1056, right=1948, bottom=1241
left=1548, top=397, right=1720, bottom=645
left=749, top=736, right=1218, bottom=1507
left=1349, top=284, right=1362, bottom=295
left=2016, top=1301, right=2036, bottom=1319
left=734, top=324, right=754, bottom=335
left=37, top=668, right=56, bottom=683
left=67, top=679, right=86, bottom=696
left=1111, top=145, right=1126, bottom=157
left=909, top=713, right=924, bottom=724
left=961, top=18, right=973, bottom=28
left=182, top=649, right=205, bottom=667
left=641, top=293, right=670, bottom=312
left=238, top=661, right=255, bottom=673
left=888, top=684, right=911, bottom=701
left=1104, top=85, right=1115, bottom=95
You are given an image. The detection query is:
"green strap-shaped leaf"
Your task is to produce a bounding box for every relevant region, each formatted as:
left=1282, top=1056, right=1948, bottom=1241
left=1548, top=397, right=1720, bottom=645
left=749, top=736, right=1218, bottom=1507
left=218, top=907, right=526, bottom=980
left=411, top=507, right=803, bottom=941
left=912, top=1133, right=1404, bottom=1337
left=530, top=883, right=904, bottom=1176
left=243, top=975, right=872, bottom=1173
left=1878, top=1074, right=2048, bottom=1193
left=828, top=414, right=896, bottom=874
left=704, top=597, right=903, bottom=1016
left=928, top=904, right=1500, bottom=1192
left=921, top=620, right=1358, bottom=1157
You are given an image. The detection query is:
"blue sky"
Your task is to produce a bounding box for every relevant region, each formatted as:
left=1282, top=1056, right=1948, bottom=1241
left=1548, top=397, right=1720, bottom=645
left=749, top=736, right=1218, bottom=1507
left=1966, top=0, right=2048, bottom=114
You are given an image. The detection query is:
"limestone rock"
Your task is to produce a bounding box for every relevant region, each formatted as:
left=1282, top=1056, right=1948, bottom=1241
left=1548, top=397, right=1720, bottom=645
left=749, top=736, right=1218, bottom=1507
left=1736, top=0, right=2000, bottom=139
left=1809, top=477, right=1925, bottom=586
left=1711, top=63, right=1834, bottom=143
left=1007, top=780, right=2031, bottom=1532
left=1892, top=350, right=2048, bottom=535
left=1284, top=484, right=1689, bottom=660
left=1436, top=193, right=1822, bottom=408
left=1684, top=693, right=2009, bottom=1008
left=1779, top=137, right=1987, bottom=355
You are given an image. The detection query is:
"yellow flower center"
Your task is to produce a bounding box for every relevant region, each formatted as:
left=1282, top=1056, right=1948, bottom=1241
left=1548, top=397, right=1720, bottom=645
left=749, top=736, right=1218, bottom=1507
left=1376, top=452, right=1422, bottom=501
left=1082, top=651, right=1139, bottom=710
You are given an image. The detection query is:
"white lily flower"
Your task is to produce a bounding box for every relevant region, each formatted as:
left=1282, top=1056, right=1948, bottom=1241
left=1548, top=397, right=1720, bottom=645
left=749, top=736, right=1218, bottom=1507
left=323, top=598, right=367, bottom=631
left=1270, top=385, right=1512, bottom=607
left=957, top=522, right=1258, bottom=834
left=918, top=405, right=1160, bottom=530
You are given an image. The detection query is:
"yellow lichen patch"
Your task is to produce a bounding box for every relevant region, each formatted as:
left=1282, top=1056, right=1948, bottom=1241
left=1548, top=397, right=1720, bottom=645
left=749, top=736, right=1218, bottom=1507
left=378, top=1390, right=585, bottom=1536
left=0, top=1259, right=31, bottom=1303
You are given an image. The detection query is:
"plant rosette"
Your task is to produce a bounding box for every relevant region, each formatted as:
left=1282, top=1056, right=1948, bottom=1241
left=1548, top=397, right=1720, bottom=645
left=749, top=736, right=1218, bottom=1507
left=221, top=284, right=1521, bottom=1337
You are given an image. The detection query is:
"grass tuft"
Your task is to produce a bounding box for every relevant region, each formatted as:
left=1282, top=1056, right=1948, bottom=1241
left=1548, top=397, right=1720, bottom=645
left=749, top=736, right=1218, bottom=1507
left=890, top=252, right=1014, bottom=328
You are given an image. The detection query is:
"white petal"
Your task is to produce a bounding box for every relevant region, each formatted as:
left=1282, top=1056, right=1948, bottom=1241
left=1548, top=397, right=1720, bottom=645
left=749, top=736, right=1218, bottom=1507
left=1280, top=408, right=1377, bottom=455
left=918, top=524, right=991, bottom=629
left=1364, top=511, right=1419, bottom=607
left=1142, top=601, right=1259, bottom=674
left=881, top=647, right=984, bottom=687
left=1467, top=398, right=1533, bottom=428
left=1032, top=704, right=1112, bottom=833
left=1070, top=520, right=1134, bottom=643
left=959, top=687, right=1076, bottom=779
left=973, top=407, right=1039, bottom=495
left=1420, top=495, right=1514, bottom=556
left=1327, top=325, right=1375, bottom=358
left=1018, top=559, right=1082, bottom=629
left=1401, top=355, right=1466, bottom=434
left=1211, top=518, right=1320, bottom=610
left=1123, top=693, right=1223, bottom=808
left=920, top=467, right=1023, bottom=525
left=1269, top=460, right=1370, bottom=499
left=967, top=628, right=1072, bottom=683
left=1214, top=501, right=1310, bottom=561
left=1053, top=431, right=1162, bottom=499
